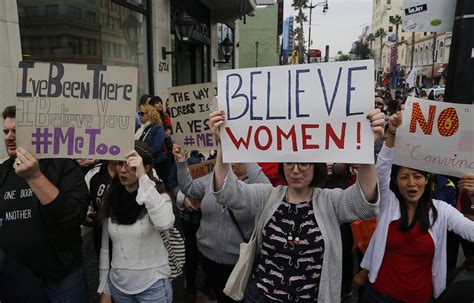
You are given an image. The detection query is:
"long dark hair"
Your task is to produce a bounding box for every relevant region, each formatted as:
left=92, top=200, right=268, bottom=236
left=100, top=141, right=167, bottom=220
left=389, top=164, right=438, bottom=232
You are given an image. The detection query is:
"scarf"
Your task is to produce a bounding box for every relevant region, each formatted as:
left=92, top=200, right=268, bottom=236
left=109, top=180, right=145, bottom=225
left=134, top=121, right=151, bottom=140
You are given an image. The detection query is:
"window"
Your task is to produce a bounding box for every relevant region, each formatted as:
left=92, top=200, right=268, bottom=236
left=24, top=6, right=39, bottom=17
left=388, top=26, right=393, bottom=33
left=387, top=0, right=391, bottom=4
left=70, top=6, right=81, bottom=19
left=438, top=41, right=444, bottom=61
left=45, top=5, right=58, bottom=16
left=85, top=11, right=97, bottom=23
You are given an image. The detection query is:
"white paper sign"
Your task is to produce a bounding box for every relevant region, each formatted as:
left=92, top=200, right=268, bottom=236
left=217, top=60, right=375, bottom=163
left=403, top=0, right=456, bottom=32
left=15, top=62, right=137, bottom=160
left=394, top=97, right=474, bottom=178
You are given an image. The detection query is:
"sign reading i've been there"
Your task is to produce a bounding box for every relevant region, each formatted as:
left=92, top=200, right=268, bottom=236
left=394, top=97, right=473, bottom=178
left=403, top=0, right=456, bottom=32
left=217, top=60, right=375, bottom=164
left=168, top=82, right=218, bottom=151
left=15, top=62, right=137, bottom=160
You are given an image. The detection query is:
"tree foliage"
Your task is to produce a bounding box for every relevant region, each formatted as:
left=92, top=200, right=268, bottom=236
left=350, top=41, right=371, bottom=59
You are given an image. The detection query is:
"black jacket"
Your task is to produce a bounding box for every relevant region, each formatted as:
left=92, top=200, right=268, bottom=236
left=0, top=157, right=89, bottom=281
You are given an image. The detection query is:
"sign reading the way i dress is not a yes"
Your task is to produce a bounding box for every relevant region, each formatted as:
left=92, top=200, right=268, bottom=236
left=15, top=62, right=137, bottom=160
left=403, top=0, right=456, bottom=32
left=168, top=82, right=218, bottom=151
left=217, top=60, right=375, bottom=164
left=394, top=97, right=473, bottom=178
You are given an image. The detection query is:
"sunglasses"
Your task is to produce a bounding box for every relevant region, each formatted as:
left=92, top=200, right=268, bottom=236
left=138, top=111, right=147, bottom=116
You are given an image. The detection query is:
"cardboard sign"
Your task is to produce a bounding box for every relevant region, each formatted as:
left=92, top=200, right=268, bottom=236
left=394, top=97, right=473, bottom=178
left=403, top=0, right=456, bottom=32
left=15, top=62, right=137, bottom=160
left=188, top=159, right=216, bottom=179
left=217, top=60, right=375, bottom=163
left=168, top=82, right=217, bottom=151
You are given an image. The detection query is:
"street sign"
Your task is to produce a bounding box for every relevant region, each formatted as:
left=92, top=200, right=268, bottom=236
left=402, top=0, right=456, bottom=32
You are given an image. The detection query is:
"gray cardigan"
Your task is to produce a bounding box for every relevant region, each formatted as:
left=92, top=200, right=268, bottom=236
left=211, top=168, right=380, bottom=303
left=177, top=162, right=270, bottom=265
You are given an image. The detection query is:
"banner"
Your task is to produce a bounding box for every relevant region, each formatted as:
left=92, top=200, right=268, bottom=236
left=168, top=82, right=217, bottom=151
left=394, top=97, right=473, bottom=177
left=403, top=0, right=456, bottom=32
left=15, top=62, right=136, bottom=160
left=217, top=60, right=375, bottom=163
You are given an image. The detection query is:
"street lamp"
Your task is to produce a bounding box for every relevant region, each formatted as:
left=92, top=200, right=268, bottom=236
left=122, top=14, right=142, bottom=56
left=162, top=13, right=195, bottom=60
left=213, top=35, right=234, bottom=66
left=307, top=1, right=329, bottom=63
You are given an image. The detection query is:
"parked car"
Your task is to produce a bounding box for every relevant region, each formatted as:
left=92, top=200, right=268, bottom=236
left=425, top=86, right=445, bottom=100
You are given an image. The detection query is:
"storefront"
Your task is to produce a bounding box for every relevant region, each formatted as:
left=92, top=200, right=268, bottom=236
left=17, top=0, right=152, bottom=99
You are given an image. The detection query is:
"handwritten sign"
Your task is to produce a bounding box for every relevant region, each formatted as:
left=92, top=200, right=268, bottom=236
left=403, top=0, right=455, bottom=32
left=15, top=62, right=136, bottom=160
left=217, top=60, right=375, bottom=163
left=394, top=97, right=473, bottom=177
left=168, top=82, right=217, bottom=150
left=189, top=159, right=216, bottom=179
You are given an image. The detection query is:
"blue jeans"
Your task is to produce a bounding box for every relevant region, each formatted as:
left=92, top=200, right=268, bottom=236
left=44, top=264, right=88, bottom=303
left=243, top=278, right=264, bottom=303
left=362, top=285, right=404, bottom=303
left=110, top=278, right=172, bottom=303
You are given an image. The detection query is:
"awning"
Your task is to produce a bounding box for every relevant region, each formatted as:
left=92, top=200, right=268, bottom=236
left=200, top=0, right=257, bottom=23
left=417, top=64, right=443, bottom=78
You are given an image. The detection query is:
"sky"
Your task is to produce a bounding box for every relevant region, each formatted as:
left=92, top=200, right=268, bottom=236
left=283, top=0, right=373, bottom=56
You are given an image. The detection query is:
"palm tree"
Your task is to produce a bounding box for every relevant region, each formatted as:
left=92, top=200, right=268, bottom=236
left=367, top=33, right=375, bottom=58
left=292, top=0, right=308, bottom=63
left=374, top=28, right=387, bottom=82
left=389, top=15, right=402, bottom=44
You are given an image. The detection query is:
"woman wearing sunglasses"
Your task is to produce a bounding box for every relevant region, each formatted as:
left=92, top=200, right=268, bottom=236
left=97, top=141, right=174, bottom=303
left=135, top=103, right=169, bottom=183
left=208, top=109, right=385, bottom=302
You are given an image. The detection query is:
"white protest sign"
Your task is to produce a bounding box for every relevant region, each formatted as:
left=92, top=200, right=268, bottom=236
left=15, top=62, right=136, bottom=160
left=403, top=0, right=456, bottom=32
left=217, top=60, right=375, bottom=163
left=168, top=82, right=217, bottom=150
left=394, top=97, right=473, bottom=178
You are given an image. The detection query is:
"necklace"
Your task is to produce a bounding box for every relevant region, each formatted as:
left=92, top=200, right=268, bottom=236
left=285, top=189, right=313, bottom=247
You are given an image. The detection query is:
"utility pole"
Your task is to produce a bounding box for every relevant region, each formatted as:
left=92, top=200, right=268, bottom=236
left=431, top=32, right=438, bottom=88
left=445, top=0, right=474, bottom=104
left=255, top=41, right=259, bottom=67
left=410, top=32, right=415, bottom=71
left=306, top=1, right=328, bottom=63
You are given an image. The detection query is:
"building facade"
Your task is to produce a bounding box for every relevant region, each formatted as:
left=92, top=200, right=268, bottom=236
left=0, top=0, right=257, bottom=159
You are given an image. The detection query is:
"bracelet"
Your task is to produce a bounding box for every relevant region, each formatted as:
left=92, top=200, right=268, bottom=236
left=387, top=129, right=396, bottom=136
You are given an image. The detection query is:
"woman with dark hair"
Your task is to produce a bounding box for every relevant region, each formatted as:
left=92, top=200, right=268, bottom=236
left=361, top=112, right=474, bottom=303
left=150, top=96, right=172, bottom=127
left=97, top=141, right=174, bottom=303
left=208, top=109, right=385, bottom=302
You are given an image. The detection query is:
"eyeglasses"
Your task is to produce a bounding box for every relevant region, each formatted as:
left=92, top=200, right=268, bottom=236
left=138, top=111, right=147, bottom=116
left=283, top=163, right=312, bottom=171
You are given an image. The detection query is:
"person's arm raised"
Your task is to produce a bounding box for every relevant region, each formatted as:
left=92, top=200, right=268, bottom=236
left=357, top=109, right=385, bottom=203
left=209, top=110, right=230, bottom=191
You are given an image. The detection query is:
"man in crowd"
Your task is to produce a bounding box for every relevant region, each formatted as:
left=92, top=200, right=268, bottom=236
left=0, top=105, right=89, bottom=302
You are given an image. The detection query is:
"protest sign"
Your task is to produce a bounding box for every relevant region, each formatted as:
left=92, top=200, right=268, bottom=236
left=189, top=159, right=216, bottom=179
left=168, top=82, right=217, bottom=151
left=394, top=97, right=473, bottom=178
left=15, top=62, right=136, bottom=160
left=217, top=60, right=375, bottom=163
left=402, top=0, right=456, bottom=32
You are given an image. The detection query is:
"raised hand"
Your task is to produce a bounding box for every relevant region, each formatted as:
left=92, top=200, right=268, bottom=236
left=125, top=150, right=146, bottom=178
left=209, top=110, right=225, bottom=145
left=367, top=109, right=385, bottom=142
left=172, top=144, right=185, bottom=162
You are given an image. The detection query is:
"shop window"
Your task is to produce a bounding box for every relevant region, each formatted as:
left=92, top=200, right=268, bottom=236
left=18, top=0, right=152, bottom=99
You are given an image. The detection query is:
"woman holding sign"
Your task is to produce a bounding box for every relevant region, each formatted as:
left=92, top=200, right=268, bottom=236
left=97, top=141, right=174, bottom=303
left=361, top=112, right=474, bottom=303
left=208, top=109, right=385, bottom=302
